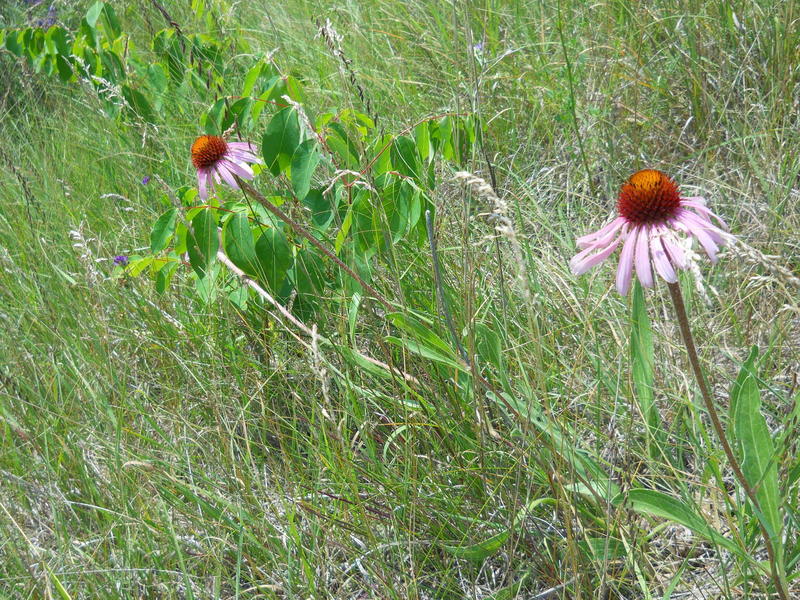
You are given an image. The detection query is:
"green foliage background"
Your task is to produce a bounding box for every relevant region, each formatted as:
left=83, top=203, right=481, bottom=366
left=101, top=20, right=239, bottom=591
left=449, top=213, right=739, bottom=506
left=1, top=0, right=799, bottom=598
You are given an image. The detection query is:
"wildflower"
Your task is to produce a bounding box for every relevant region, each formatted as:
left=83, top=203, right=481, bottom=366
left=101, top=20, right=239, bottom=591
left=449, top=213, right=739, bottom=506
left=570, top=169, right=730, bottom=295
left=190, top=135, right=260, bottom=200
left=113, top=255, right=129, bottom=266
left=141, top=175, right=150, bottom=185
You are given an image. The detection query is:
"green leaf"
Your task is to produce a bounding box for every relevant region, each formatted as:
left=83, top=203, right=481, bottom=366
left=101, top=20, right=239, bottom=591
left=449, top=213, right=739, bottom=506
left=262, top=107, right=301, bottom=176
left=85, top=2, right=104, bottom=29
left=150, top=208, right=178, bottom=253
left=290, top=138, right=321, bottom=201
left=44, top=27, right=70, bottom=56
left=415, top=121, right=432, bottom=162
left=187, top=209, right=218, bottom=277
left=620, top=489, right=744, bottom=558
left=326, top=122, right=361, bottom=170
left=122, top=85, right=155, bottom=122
left=731, top=347, right=783, bottom=543
left=203, top=98, right=227, bottom=135
left=631, top=282, right=661, bottom=441
left=390, top=135, right=421, bottom=181
left=4, top=30, right=23, bottom=57
left=224, top=213, right=258, bottom=276
left=255, top=228, right=292, bottom=292
left=241, top=61, right=264, bottom=97
left=443, top=529, right=509, bottom=561
left=100, top=3, right=122, bottom=39
left=302, top=189, right=335, bottom=231
left=55, top=55, right=73, bottom=81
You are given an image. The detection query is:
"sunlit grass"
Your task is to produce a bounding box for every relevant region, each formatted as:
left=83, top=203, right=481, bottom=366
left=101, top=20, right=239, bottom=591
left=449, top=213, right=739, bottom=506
left=1, top=0, right=799, bottom=598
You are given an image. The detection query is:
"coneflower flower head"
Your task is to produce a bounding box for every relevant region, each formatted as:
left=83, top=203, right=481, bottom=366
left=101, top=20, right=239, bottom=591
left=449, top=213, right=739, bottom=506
left=190, top=135, right=260, bottom=200
left=570, top=169, right=730, bottom=295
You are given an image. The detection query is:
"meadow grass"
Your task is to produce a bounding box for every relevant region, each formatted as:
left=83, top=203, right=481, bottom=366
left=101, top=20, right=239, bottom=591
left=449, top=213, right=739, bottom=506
left=1, top=0, right=799, bottom=598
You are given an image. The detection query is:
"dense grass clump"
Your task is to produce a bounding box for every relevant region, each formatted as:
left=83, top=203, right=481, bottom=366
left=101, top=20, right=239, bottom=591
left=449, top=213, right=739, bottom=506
left=1, top=1, right=799, bottom=598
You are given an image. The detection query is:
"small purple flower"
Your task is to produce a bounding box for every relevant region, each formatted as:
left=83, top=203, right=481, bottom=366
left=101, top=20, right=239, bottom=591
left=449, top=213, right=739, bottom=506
left=141, top=175, right=151, bottom=185
left=472, top=42, right=484, bottom=52
left=113, top=255, right=129, bottom=267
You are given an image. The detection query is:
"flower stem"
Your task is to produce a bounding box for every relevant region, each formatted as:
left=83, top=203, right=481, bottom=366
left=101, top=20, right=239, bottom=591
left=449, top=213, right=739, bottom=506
left=666, top=281, right=787, bottom=600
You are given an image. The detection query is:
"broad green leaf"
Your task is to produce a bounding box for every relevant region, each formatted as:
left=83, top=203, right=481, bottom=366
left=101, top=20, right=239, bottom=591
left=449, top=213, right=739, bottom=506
left=55, top=55, right=73, bottom=81
left=187, top=209, right=218, bottom=277
left=147, top=63, right=168, bottom=94
left=390, top=135, right=421, bottom=181
left=127, top=256, right=153, bottom=277
left=155, top=260, right=178, bottom=294
left=100, top=3, right=122, bottom=39
left=203, top=98, right=226, bottom=135
left=85, top=2, right=104, bottom=29
left=255, top=227, right=292, bottom=292
left=303, top=189, right=335, bottom=231
left=241, top=61, right=264, bottom=97
left=224, top=213, right=258, bottom=276
left=620, top=489, right=744, bottom=558
left=44, top=27, right=70, bottom=56
left=262, top=107, right=301, bottom=176
left=731, top=347, right=782, bottom=543
left=414, top=121, right=432, bottom=161
left=290, top=138, right=321, bottom=201
left=150, top=208, right=178, bottom=253
left=121, top=85, right=155, bottom=122
left=5, top=30, right=23, bottom=57
left=443, top=530, right=509, bottom=561
left=326, top=122, right=361, bottom=170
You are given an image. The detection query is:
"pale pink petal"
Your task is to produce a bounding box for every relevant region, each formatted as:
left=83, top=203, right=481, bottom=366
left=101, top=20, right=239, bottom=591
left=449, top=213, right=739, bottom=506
left=616, top=227, right=638, bottom=296
left=222, top=159, right=254, bottom=180
left=661, top=231, right=687, bottom=270
left=576, top=216, right=626, bottom=249
left=227, top=148, right=261, bottom=162
left=634, top=225, right=654, bottom=288
left=651, top=228, right=677, bottom=283
left=198, top=169, right=209, bottom=200
left=680, top=199, right=729, bottom=229
left=681, top=210, right=729, bottom=247
left=227, top=141, right=258, bottom=151
left=570, top=237, right=622, bottom=275
left=216, top=163, right=240, bottom=189
left=677, top=212, right=719, bottom=262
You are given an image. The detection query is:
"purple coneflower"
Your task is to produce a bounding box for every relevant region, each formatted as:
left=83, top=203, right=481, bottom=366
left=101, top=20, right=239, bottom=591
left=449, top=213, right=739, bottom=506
left=190, top=135, right=260, bottom=200
left=570, top=169, right=730, bottom=295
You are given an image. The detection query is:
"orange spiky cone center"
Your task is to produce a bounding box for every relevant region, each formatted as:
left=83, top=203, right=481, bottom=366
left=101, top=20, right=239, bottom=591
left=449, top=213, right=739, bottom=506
left=617, top=169, right=681, bottom=224
left=191, top=135, right=228, bottom=169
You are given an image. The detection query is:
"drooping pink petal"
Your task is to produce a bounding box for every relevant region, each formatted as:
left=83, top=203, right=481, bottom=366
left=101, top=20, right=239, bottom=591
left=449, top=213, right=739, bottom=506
left=661, top=230, right=687, bottom=270
left=216, top=163, right=240, bottom=189
left=576, top=216, right=626, bottom=249
left=227, top=148, right=261, bottom=162
left=680, top=199, right=729, bottom=229
left=222, top=159, right=254, bottom=180
left=616, top=227, right=638, bottom=296
left=676, top=212, right=719, bottom=262
left=651, top=228, right=677, bottom=283
left=570, top=237, right=622, bottom=275
left=198, top=169, right=209, bottom=200
left=680, top=210, right=729, bottom=246
left=227, top=141, right=258, bottom=151
left=634, top=225, right=654, bottom=288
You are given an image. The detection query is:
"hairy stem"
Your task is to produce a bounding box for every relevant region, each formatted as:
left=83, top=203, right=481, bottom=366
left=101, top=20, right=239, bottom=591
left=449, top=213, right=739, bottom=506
left=667, top=281, right=787, bottom=600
